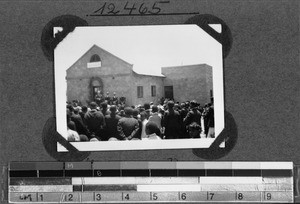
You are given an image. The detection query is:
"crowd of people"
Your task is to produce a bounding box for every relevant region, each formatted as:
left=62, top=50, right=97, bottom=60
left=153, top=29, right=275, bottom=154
left=94, top=91, right=126, bottom=106
left=66, top=98, right=215, bottom=142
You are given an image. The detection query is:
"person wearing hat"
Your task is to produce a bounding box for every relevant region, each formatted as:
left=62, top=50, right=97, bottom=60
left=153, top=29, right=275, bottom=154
left=183, top=100, right=202, bottom=138
left=143, top=102, right=151, bottom=120
left=71, top=107, right=89, bottom=136
left=84, top=102, right=106, bottom=140
left=116, top=107, right=140, bottom=140
left=104, top=105, right=121, bottom=141
left=161, top=101, right=183, bottom=139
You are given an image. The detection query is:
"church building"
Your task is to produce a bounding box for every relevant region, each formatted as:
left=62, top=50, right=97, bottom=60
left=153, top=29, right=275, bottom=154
left=66, top=44, right=213, bottom=106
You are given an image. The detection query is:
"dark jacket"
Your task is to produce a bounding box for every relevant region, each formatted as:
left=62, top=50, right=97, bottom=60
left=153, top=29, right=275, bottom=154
left=104, top=114, right=121, bottom=140
left=67, top=120, right=77, bottom=132
left=183, top=109, right=202, bottom=127
left=162, top=110, right=183, bottom=139
left=84, top=109, right=106, bottom=139
left=71, top=113, right=89, bottom=136
left=117, top=116, right=139, bottom=140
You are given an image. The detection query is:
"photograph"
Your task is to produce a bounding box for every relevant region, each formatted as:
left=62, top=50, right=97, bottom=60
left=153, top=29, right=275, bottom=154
left=54, top=25, right=224, bottom=151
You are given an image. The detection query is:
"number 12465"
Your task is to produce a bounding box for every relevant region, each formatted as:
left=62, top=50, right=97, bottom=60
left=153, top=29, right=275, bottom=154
left=91, top=1, right=169, bottom=16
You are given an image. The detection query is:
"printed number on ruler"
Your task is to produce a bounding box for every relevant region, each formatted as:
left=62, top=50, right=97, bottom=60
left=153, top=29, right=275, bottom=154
left=95, top=193, right=102, bottom=201
left=123, top=193, right=130, bottom=200
left=66, top=193, right=74, bottom=202
left=39, top=194, right=44, bottom=202
left=151, top=193, right=158, bottom=200
left=96, top=170, right=102, bottom=176
left=91, top=1, right=169, bottom=16
left=180, top=193, right=187, bottom=200
left=266, top=193, right=272, bottom=200
left=237, top=192, right=243, bottom=200
left=208, top=192, right=215, bottom=200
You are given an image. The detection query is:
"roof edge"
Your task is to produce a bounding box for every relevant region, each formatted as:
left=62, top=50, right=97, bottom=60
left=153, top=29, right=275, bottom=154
left=66, top=44, right=133, bottom=71
left=161, top=63, right=211, bottom=69
left=132, top=70, right=165, bottom=78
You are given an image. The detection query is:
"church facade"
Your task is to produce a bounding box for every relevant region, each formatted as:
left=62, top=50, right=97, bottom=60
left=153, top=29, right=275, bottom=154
left=66, top=45, right=213, bottom=106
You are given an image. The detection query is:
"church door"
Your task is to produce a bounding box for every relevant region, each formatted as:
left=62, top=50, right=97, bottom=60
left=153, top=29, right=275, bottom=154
left=90, top=78, right=103, bottom=101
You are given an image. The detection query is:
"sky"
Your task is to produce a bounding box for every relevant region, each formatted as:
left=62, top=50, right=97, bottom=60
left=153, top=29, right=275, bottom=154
left=55, top=24, right=221, bottom=76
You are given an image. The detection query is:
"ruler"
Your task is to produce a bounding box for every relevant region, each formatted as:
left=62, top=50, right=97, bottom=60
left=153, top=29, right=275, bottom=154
left=8, top=161, right=295, bottom=203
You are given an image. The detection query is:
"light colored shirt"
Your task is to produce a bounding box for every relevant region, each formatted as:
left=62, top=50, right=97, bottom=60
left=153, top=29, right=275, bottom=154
left=148, top=113, right=162, bottom=129
left=141, top=119, right=149, bottom=139
left=142, top=133, right=161, bottom=140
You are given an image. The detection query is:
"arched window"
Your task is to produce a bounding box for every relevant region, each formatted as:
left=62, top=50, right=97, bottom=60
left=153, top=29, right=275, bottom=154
left=88, top=54, right=102, bottom=68
left=90, top=54, right=101, bottom=62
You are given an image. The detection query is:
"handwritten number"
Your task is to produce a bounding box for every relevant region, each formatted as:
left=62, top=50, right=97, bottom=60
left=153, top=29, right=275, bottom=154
left=90, top=1, right=168, bottom=16
left=107, top=3, right=120, bottom=15
left=149, top=2, right=161, bottom=14
left=209, top=193, right=214, bottom=200
left=40, top=194, right=44, bottom=201
left=124, top=194, right=130, bottom=200
left=124, top=2, right=137, bottom=15
left=266, top=193, right=272, bottom=200
left=237, top=193, right=243, bottom=200
left=139, top=3, right=148, bottom=15
left=93, top=2, right=106, bottom=14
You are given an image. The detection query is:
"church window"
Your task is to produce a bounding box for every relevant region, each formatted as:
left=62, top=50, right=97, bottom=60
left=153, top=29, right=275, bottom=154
left=137, top=86, right=143, bottom=98
left=87, top=54, right=101, bottom=68
left=90, top=54, right=101, bottom=62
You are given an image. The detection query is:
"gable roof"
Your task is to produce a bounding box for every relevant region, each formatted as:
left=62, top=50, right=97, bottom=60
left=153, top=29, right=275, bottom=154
left=67, top=44, right=133, bottom=71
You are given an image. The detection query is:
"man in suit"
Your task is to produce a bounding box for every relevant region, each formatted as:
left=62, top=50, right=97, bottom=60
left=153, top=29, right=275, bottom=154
left=71, top=107, right=89, bottom=137
left=84, top=102, right=106, bottom=140
left=162, top=101, right=183, bottom=139
left=104, top=105, right=121, bottom=141
left=184, top=100, right=202, bottom=127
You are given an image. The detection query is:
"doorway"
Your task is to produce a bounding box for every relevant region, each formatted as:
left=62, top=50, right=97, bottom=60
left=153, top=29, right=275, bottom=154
left=90, top=77, right=103, bottom=101
left=164, top=86, right=174, bottom=100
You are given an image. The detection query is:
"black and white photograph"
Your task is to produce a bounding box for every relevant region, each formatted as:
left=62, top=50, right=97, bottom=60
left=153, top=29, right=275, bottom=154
left=54, top=25, right=224, bottom=151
